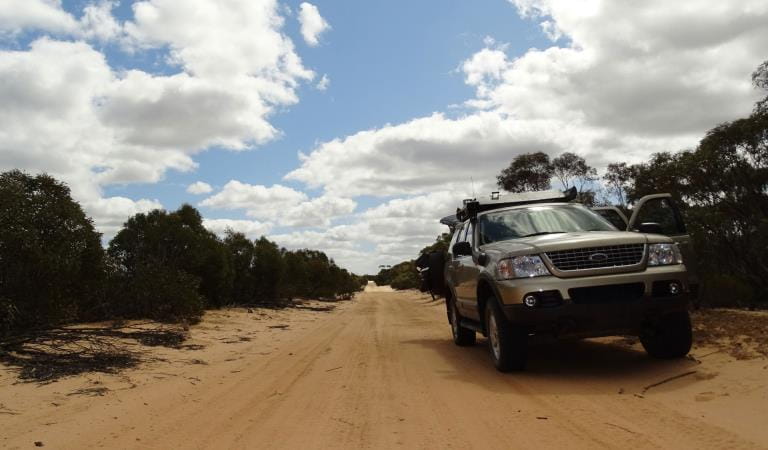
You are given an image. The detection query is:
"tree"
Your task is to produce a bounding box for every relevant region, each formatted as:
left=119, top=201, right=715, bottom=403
left=224, top=231, right=257, bottom=305
left=420, top=233, right=452, bottom=255
left=0, top=170, right=105, bottom=334
left=552, top=152, right=598, bottom=204
left=251, top=237, right=284, bottom=302
left=602, top=162, right=634, bottom=208
left=107, top=204, right=231, bottom=320
left=752, top=60, right=768, bottom=113
left=625, top=152, right=689, bottom=204
left=496, top=152, right=554, bottom=192
left=375, top=260, right=420, bottom=290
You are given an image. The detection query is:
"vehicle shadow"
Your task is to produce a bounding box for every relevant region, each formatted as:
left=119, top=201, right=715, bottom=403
left=402, top=335, right=701, bottom=395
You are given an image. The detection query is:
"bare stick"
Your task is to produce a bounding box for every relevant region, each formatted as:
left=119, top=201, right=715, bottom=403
left=641, top=370, right=697, bottom=394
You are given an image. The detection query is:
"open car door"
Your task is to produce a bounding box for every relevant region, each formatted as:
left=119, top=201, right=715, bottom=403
left=628, top=193, right=699, bottom=299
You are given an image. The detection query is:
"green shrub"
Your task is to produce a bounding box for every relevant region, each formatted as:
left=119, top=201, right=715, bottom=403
left=699, top=274, right=755, bottom=308
left=0, top=170, right=105, bottom=333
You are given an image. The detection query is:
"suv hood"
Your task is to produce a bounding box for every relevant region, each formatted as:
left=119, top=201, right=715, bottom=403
left=481, top=231, right=667, bottom=256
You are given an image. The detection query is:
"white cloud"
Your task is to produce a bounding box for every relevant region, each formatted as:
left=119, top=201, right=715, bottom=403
left=199, top=180, right=355, bottom=227
left=203, top=218, right=273, bottom=240
left=187, top=181, right=213, bottom=194
left=265, top=191, right=457, bottom=273
left=200, top=180, right=307, bottom=213
left=0, top=0, right=78, bottom=35
left=289, top=1, right=767, bottom=197
left=316, top=73, right=330, bottom=90
left=0, top=0, right=316, bottom=243
left=462, top=48, right=508, bottom=88
left=80, top=0, right=122, bottom=42
left=0, top=0, right=124, bottom=42
left=298, top=2, right=329, bottom=46
left=286, top=111, right=570, bottom=197
left=282, top=195, right=356, bottom=227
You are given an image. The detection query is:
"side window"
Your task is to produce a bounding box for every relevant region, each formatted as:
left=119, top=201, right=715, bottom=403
left=633, top=198, right=685, bottom=234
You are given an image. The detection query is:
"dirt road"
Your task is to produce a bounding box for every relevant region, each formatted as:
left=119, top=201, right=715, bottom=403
left=3, top=289, right=767, bottom=449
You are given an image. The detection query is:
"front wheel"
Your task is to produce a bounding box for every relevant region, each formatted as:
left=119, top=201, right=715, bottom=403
left=450, top=300, right=476, bottom=346
left=640, top=311, right=693, bottom=359
left=485, top=300, right=527, bottom=372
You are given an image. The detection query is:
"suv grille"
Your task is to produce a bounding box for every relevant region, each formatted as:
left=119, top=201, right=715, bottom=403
left=545, top=244, right=645, bottom=271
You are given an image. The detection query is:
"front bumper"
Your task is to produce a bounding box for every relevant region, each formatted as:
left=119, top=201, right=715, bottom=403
left=495, top=265, right=689, bottom=338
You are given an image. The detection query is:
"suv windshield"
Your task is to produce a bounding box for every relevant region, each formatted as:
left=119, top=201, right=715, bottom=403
left=479, top=204, right=616, bottom=244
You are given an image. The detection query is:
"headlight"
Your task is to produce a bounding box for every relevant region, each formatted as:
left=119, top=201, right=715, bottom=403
left=647, top=243, right=683, bottom=266
left=497, top=255, right=551, bottom=279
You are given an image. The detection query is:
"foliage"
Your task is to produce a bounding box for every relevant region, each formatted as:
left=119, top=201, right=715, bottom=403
left=551, top=152, right=598, bottom=205
left=372, top=234, right=452, bottom=290
left=753, top=60, right=768, bottom=113
left=602, top=162, right=635, bottom=209
left=699, top=275, right=755, bottom=309
left=107, top=205, right=230, bottom=320
left=375, top=261, right=420, bottom=290
left=281, top=249, right=356, bottom=299
left=421, top=233, right=452, bottom=254
left=1, top=173, right=364, bottom=334
left=496, top=152, right=554, bottom=192
left=0, top=170, right=105, bottom=335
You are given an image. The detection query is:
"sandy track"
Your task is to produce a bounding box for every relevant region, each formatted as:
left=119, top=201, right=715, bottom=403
left=2, top=290, right=767, bottom=449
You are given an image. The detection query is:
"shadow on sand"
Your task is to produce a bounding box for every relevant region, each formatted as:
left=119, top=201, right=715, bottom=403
left=0, top=325, right=188, bottom=383
left=402, top=336, right=700, bottom=395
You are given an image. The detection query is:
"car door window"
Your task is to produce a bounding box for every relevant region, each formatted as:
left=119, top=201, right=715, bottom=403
left=633, top=197, right=686, bottom=235
left=593, top=209, right=627, bottom=230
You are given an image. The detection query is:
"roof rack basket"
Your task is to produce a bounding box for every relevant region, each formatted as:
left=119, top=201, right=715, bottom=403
left=455, top=186, right=577, bottom=222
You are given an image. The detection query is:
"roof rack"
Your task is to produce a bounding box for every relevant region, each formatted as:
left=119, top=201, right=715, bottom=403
left=453, top=187, right=578, bottom=223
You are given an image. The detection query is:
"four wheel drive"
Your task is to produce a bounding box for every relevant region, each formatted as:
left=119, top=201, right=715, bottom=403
left=431, top=188, right=693, bottom=372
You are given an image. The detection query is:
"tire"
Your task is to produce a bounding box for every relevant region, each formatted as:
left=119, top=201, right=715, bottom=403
left=640, top=311, right=693, bottom=359
left=450, top=299, right=476, bottom=346
left=427, top=252, right=447, bottom=297
left=485, top=299, right=527, bottom=372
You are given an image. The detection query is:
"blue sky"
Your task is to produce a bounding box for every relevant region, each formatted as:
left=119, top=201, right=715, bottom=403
left=1, top=0, right=765, bottom=273
left=96, top=0, right=550, bottom=213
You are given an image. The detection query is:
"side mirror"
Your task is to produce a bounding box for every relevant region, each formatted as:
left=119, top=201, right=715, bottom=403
left=452, top=241, right=472, bottom=257
left=637, top=222, right=663, bottom=234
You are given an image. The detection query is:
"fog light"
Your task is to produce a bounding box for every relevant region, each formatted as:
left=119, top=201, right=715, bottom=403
left=523, top=295, right=538, bottom=307
left=669, top=282, right=681, bottom=295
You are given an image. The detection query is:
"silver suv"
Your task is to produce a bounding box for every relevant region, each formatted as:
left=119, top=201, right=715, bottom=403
left=435, top=189, right=693, bottom=372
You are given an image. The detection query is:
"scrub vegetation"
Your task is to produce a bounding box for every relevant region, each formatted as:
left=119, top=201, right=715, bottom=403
left=0, top=172, right=364, bottom=337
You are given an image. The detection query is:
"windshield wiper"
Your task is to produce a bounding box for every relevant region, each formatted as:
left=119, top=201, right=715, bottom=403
left=521, top=231, right=567, bottom=237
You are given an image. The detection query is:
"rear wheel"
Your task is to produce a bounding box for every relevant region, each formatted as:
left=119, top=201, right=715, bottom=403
left=485, top=299, right=527, bottom=372
left=640, top=311, right=692, bottom=359
left=450, top=300, right=476, bottom=346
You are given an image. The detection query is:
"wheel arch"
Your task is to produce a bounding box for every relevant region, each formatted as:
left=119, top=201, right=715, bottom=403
left=476, top=275, right=502, bottom=334
left=444, top=286, right=455, bottom=323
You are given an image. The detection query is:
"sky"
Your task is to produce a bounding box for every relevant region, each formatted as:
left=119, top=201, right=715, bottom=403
left=1, top=0, right=766, bottom=274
